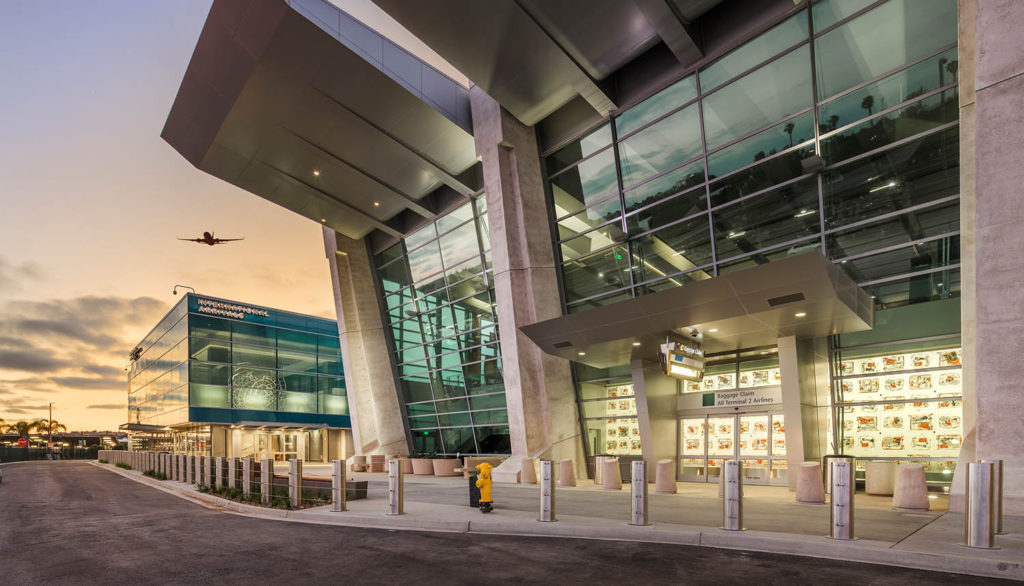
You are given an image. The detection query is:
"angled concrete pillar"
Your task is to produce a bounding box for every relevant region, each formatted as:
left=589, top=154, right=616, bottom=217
left=956, top=0, right=1024, bottom=514
left=470, top=87, right=586, bottom=480
left=324, top=228, right=408, bottom=457
left=778, top=336, right=831, bottom=491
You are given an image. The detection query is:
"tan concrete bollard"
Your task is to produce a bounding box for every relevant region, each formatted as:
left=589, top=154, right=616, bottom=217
left=655, top=459, right=677, bottom=494
left=865, top=461, right=896, bottom=495
left=602, top=458, right=622, bottom=490
left=796, top=462, right=826, bottom=503
left=558, top=459, right=576, bottom=487
left=893, top=463, right=929, bottom=510
left=520, top=458, right=537, bottom=484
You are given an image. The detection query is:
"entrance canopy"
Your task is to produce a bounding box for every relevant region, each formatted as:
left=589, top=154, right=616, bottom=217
left=521, top=252, right=873, bottom=368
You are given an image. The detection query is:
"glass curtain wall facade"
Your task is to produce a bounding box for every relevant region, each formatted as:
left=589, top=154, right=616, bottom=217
left=373, top=197, right=511, bottom=456
left=544, top=0, right=959, bottom=314
left=128, top=295, right=348, bottom=431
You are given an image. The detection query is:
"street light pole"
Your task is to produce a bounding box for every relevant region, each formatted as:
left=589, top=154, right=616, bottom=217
left=49, top=402, right=53, bottom=457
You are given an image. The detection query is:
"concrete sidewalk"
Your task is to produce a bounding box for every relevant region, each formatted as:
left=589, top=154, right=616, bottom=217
left=94, top=461, right=1023, bottom=581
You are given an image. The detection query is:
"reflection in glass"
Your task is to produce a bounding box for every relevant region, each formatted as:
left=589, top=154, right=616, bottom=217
left=618, top=103, right=701, bottom=188
left=712, top=179, right=820, bottom=259
left=548, top=149, right=619, bottom=215
left=623, top=159, right=705, bottom=215
left=827, top=201, right=959, bottom=260
left=561, top=246, right=631, bottom=303
left=545, top=124, right=613, bottom=175
left=700, top=10, right=808, bottom=92
left=708, top=112, right=814, bottom=178
left=616, top=75, right=697, bottom=137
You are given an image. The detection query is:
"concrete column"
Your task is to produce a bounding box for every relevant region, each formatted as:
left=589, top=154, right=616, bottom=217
left=957, top=0, right=1024, bottom=514
left=324, top=228, right=408, bottom=457
left=469, top=87, right=585, bottom=481
left=228, top=457, right=238, bottom=489
left=631, top=359, right=679, bottom=477
left=778, top=336, right=830, bottom=490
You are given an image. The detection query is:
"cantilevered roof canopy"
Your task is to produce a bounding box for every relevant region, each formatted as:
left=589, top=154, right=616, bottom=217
left=162, top=0, right=480, bottom=240
left=521, top=253, right=874, bottom=368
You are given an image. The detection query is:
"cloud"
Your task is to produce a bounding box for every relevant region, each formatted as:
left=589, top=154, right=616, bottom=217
left=82, top=364, right=126, bottom=377
left=0, top=350, right=71, bottom=372
left=49, top=376, right=125, bottom=391
left=87, top=404, right=124, bottom=410
left=0, top=258, right=43, bottom=293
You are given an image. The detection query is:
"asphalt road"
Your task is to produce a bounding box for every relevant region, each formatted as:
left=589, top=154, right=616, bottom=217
left=0, top=461, right=1007, bottom=585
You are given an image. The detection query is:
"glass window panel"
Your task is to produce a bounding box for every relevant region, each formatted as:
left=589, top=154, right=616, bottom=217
left=708, top=146, right=814, bottom=207
left=812, top=0, right=875, bottom=31
left=630, top=214, right=714, bottom=283
left=701, top=11, right=809, bottom=91
left=623, top=158, right=705, bottom=215
left=575, top=363, right=632, bottom=382
left=475, top=426, right=511, bottom=454
left=819, top=47, right=958, bottom=133
left=316, top=354, right=342, bottom=375
left=824, top=127, right=959, bottom=229
left=436, top=202, right=474, bottom=236
left=436, top=369, right=467, bottom=397
left=377, top=256, right=413, bottom=288
left=278, top=372, right=317, bottom=392
left=405, top=222, right=438, bottom=251
left=277, top=329, right=317, bottom=353
left=814, top=0, right=958, bottom=100
left=407, top=240, right=444, bottom=283
left=189, top=315, right=231, bottom=341
left=438, top=221, right=480, bottom=268
left=279, top=390, right=317, bottom=413
left=470, top=394, right=507, bottom=410
left=581, top=400, right=609, bottom=419
left=190, top=337, right=230, bottom=363
left=465, top=359, right=504, bottom=394
left=703, top=47, right=813, bottom=150
left=231, top=366, right=278, bottom=390
left=561, top=246, right=631, bottom=303
left=409, top=414, right=439, bottom=430
left=545, top=124, right=613, bottom=175
left=718, top=241, right=821, bottom=275
left=318, top=335, right=341, bottom=354
left=190, top=383, right=230, bottom=408
left=441, top=427, right=477, bottom=453
left=232, top=343, right=277, bottom=369
left=558, top=208, right=620, bottom=242
left=322, top=393, right=348, bottom=415
left=412, top=430, right=443, bottom=455
left=626, top=185, right=707, bottom=235
left=615, top=75, right=698, bottom=137
left=445, top=256, right=484, bottom=288
left=636, top=270, right=710, bottom=296
left=838, top=236, right=959, bottom=283
left=452, top=293, right=494, bottom=332
left=190, top=362, right=230, bottom=386
left=559, top=224, right=624, bottom=261
left=435, top=398, right=470, bottom=413
left=566, top=290, right=633, bottom=314
left=618, top=103, right=701, bottom=189
left=713, top=179, right=820, bottom=259
left=232, top=321, right=274, bottom=347
left=860, top=268, right=960, bottom=308
left=827, top=201, right=959, bottom=260
left=401, top=376, right=434, bottom=403
left=374, top=243, right=404, bottom=267
left=407, top=402, right=437, bottom=417
left=708, top=112, right=814, bottom=178
left=556, top=193, right=621, bottom=226
left=821, top=88, right=958, bottom=164
left=548, top=148, right=619, bottom=217
left=472, top=410, right=509, bottom=425
left=438, top=412, right=473, bottom=427
left=318, top=376, right=345, bottom=393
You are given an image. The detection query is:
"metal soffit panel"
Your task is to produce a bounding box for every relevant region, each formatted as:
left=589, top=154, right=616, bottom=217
left=520, top=252, right=875, bottom=368
left=161, top=0, right=477, bottom=240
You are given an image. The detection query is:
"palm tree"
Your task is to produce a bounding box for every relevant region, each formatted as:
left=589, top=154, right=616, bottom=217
left=783, top=122, right=795, bottom=148
left=861, top=95, right=874, bottom=118
left=829, top=115, right=840, bottom=131
left=35, top=419, right=68, bottom=436
left=6, top=420, right=35, bottom=437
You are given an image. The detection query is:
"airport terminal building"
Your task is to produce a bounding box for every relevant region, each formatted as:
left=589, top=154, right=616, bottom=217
left=161, top=0, right=1023, bottom=511
left=124, top=293, right=350, bottom=462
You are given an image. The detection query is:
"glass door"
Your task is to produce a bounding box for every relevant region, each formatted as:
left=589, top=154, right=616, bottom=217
left=738, top=414, right=770, bottom=483
left=680, top=417, right=706, bottom=481
left=707, top=416, right=735, bottom=483
left=679, top=412, right=787, bottom=484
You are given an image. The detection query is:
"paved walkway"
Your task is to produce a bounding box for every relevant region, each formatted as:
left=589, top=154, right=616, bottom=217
left=92, top=460, right=1023, bottom=580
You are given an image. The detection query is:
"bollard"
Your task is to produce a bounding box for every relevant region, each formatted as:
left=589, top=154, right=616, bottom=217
left=386, top=458, right=404, bottom=515
left=332, top=459, right=347, bottom=512
left=215, top=457, right=224, bottom=488
left=195, top=456, right=203, bottom=485
left=228, top=458, right=238, bottom=489
left=539, top=459, right=557, bottom=522
left=630, top=460, right=648, bottom=526
left=176, top=455, right=184, bottom=482
left=241, top=458, right=253, bottom=496
left=981, top=459, right=1005, bottom=535
left=186, top=455, right=194, bottom=484
left=961, top=461, right=998, bottom=549
left=260, top=459, right=273, bottom=505
left=721, top=460, right=744, bottom=531
left=289, top=459, right=303, bottom=509
left=829, top=456, right=855, bottom=540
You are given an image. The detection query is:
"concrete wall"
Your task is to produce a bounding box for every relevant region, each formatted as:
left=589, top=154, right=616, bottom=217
left=957, top=0, right=1024, bottom=514
left=469, top=87, right=586, bottom=480
left=324, top=228, right=408, bottom=456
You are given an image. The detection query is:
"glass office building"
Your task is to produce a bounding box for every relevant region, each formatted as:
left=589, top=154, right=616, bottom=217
left=373, top=197, right=511, bottom=455
left=126, top=294, right=350, bottom=461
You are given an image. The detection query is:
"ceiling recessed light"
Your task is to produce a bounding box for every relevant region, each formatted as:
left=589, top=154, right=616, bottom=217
left=373, top=201, right=381, bottom=207
left=708, top=328, right=718, bottom=333
left=320, top=218, right=326, bottom=223
left=795, top=312, right=807, bottom=317
left=632, top=342, right=641, bottom=347
left=578, top=351, right=586, bottom=356
left=312, top=169, right=320, bottom=176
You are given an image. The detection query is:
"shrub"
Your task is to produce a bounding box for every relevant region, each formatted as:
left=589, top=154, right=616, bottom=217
left=115, top=462, right=132, bottom=470
left=143, top=470, right=168, bottom=481
left=196, top=483, right=211, bottom=493
left=98, top=459, right=108, bottom=464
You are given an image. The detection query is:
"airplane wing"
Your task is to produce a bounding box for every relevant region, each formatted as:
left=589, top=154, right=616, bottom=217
left=177, top=237, right=204, bottom=243
left=212, top=237, right=245, bottom=243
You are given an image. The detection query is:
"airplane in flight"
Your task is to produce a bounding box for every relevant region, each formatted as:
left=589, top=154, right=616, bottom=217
left=177, top=231, right=245, bottom=246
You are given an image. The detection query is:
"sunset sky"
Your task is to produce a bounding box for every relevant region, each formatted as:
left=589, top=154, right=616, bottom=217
left=0, top=0, right=429, bottom=431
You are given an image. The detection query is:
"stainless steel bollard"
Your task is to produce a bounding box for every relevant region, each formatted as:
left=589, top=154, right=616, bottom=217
left=829, top=456, right=855, bottom=540
left=594, top=455, right=605, bottom=486
left=241, top=458, right=253, bottom=496
left=981, top=459, right=1005, bottom=535
left=386, top=458, right=404, bottom=515
left=289, top=459, right=303, bottom=508
left=261, top=458, right=273, bottom=505
left=630, top=460, right=649, bottom=526
left=721, top=460, right=743, bottom=531
left=332, top=459, right=347, bottom=512
left=962, top=461, right=998, bottom=549
left=539, top=459, right=557, bottom=522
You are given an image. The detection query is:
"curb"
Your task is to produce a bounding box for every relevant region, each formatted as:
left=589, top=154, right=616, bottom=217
left=91, top=462, right=1022, bottom=581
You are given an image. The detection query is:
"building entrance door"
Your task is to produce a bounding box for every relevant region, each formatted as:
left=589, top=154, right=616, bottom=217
left=680, top=412, right=787, bottom=485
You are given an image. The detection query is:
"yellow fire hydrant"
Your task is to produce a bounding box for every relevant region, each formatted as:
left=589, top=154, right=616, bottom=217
left=475, top=462, right=493, bottom=513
